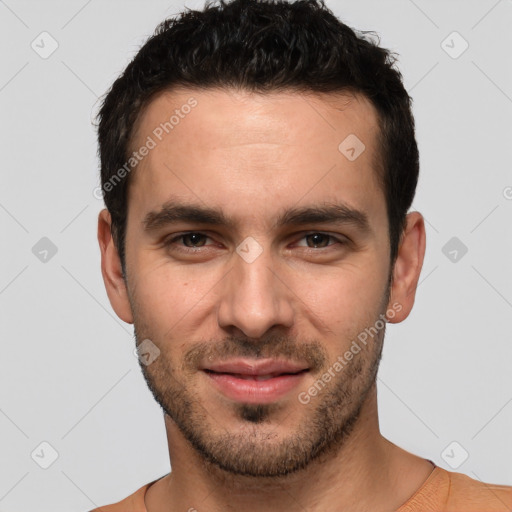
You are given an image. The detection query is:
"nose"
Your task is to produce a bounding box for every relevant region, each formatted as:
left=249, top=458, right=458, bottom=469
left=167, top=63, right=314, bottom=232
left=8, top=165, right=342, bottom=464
left=216, top=248, right=294, bottom=340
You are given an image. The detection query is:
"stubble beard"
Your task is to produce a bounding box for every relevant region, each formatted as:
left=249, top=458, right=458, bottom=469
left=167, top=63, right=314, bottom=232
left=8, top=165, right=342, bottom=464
left=128, top=267, right=391, bottom=479
left=134, top=322, right=385, bottom=479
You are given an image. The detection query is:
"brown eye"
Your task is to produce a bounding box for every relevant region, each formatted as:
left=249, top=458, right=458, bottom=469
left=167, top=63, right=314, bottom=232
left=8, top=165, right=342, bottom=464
left=181, top=233, right=208, bottom=248
left=163, top=232, right=214, bottom=251
left=295, top=232, right=345, bottom=249
left=305, top=233, right=331, bottom=248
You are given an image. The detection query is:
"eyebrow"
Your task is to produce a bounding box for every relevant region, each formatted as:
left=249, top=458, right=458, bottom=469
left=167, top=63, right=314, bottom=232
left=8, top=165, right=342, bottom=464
left=142, top=200, right=371, bottom=235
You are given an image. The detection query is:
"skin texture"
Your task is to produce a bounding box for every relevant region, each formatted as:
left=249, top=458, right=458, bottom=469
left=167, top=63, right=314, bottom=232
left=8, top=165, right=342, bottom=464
left=98, top=88, right=431, bottom=511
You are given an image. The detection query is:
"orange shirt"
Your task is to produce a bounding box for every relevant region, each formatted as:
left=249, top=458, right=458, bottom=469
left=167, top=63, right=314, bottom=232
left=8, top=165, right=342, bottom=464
left=90, top=463, right=512, bottom=512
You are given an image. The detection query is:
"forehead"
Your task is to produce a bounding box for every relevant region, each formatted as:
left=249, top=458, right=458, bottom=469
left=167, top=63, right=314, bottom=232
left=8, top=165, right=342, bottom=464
left=131, top=87, right=380, bottom=156
left=127, top=87, right=385, bottom=233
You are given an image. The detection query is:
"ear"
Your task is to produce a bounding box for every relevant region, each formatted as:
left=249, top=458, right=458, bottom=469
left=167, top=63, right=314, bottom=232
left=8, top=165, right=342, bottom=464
left=386, top=211, right=426, bottom=323
left=97, top=208, right=133, bottom=324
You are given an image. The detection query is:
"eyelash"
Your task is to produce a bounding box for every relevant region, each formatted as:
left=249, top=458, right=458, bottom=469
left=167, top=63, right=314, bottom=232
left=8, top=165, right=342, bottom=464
left=162, top=231, right=347, bottom=253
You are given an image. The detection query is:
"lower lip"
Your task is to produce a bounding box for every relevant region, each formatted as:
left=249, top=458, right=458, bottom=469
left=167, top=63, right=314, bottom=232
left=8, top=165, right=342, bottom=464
left=204, top=371, right=308, bottom=404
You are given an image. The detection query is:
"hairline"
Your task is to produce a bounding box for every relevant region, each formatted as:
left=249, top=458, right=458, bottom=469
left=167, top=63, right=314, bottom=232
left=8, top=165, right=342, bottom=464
left=125, top=84, right=387, bottom=200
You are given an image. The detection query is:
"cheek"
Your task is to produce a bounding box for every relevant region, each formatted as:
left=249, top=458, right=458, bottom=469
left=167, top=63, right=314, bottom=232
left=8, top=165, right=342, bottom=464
left=292, top=265, right=384, bottom=332
left=129, top=264, right=178, bottom=321
left=312, top=264, right=379, bottom=302
left=130, top=260, right=218, bottom=327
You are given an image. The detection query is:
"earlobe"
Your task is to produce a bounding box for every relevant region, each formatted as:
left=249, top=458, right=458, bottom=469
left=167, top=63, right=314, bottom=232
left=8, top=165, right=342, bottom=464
left=97, top=209, right=134, bottom=324
left=386, top=211, right=426, bottom=324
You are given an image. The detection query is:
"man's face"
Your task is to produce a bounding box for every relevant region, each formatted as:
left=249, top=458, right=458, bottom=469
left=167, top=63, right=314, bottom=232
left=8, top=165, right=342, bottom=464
left=122, top=88, right=393, bottom=477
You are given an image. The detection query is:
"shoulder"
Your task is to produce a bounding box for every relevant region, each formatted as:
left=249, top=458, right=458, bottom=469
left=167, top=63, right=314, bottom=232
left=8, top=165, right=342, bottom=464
left=445, top=468, right=512, bottom=510
left=398, top=466, right=512, bottom=512
left=88, top=481, right=154, bottom=512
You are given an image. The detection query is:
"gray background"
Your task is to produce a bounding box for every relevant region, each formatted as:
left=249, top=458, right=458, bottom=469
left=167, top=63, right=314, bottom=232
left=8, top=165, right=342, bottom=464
left=1, top=0, right=511, bottom=510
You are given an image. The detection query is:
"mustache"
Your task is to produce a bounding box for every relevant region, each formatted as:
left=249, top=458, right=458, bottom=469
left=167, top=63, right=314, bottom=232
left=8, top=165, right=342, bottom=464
left=182, top=334, right=328, bottom=373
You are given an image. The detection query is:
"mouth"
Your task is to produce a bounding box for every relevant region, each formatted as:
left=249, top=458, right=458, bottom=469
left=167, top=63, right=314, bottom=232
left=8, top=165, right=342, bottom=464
left=201, top=359, right=310, bottom=403
left=203, top=369, right=309, bottom=380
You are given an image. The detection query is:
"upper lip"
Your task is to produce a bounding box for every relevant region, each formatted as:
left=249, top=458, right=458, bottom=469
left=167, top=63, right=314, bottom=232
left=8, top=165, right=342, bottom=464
left=201, top=358, right=309, bottom=376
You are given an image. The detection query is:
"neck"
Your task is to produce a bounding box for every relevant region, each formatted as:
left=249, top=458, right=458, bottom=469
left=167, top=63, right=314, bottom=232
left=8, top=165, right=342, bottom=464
left=146, top=385, right=434, bottom=512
